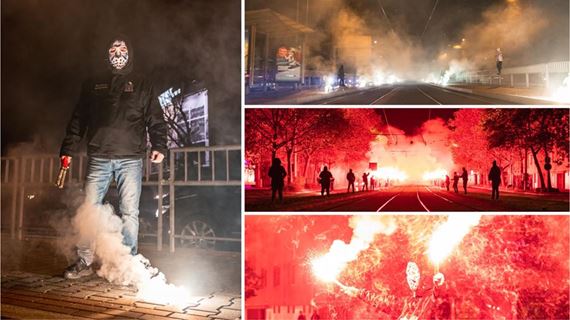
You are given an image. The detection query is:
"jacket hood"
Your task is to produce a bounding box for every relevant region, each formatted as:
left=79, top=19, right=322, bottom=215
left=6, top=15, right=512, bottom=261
left=106, top=34, right=134, bottom=75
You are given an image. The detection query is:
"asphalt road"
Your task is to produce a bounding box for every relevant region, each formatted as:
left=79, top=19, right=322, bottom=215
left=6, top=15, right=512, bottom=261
left=245, top=185, right=570, bottom=212
left=310, top=83, right=517, bottom=105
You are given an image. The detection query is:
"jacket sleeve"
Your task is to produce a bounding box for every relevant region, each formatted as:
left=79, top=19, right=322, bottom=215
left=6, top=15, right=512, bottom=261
left=145, top=83, right=168, bottom=155
left=60, top=82, right=89, bottom=157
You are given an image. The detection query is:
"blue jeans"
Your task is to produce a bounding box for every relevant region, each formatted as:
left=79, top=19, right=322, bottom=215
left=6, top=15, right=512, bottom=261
left=78, top=157, right=142, bottom=265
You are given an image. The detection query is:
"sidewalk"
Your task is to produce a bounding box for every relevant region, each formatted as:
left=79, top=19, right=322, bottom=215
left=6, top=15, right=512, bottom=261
left=1, top=235, right=241, bottom=319
left=245, top=86, right=366, bottom=105
left=444, top=84, right=564, bottom=104
left=470, top=185, right=570, bottom=200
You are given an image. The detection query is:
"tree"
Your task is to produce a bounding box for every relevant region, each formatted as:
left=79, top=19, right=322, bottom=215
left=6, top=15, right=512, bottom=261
left=449, top=109, right=516, bottom=185
left=482, top=109, right=569, bottom=191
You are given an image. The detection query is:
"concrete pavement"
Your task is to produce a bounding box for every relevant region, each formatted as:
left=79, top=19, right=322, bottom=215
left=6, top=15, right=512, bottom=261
left=1, top=235, right=241, bottom=319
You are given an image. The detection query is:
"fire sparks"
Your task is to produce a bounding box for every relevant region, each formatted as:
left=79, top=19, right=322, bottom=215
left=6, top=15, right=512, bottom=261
left=422, top=169, right=448, bottom=181
left=426, top=214, right=482, bottom=265
left=372, top=167, right=408, bottom=182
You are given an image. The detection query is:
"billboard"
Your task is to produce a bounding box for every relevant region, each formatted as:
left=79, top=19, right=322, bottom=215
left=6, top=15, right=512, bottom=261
left=275, top=46, right=302, bottom=82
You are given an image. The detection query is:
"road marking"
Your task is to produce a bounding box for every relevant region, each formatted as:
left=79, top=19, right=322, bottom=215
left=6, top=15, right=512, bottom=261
left=425, top=186, right=453, bottom=203
left=427, top=84, right=505, bottom=104
left=417, top=87, right=442, bottom=105
left=416, top=191, right=431, bottom=212
left=376, top=193, right=400, bottom=212
left=370, top=87, right=398, bottom=104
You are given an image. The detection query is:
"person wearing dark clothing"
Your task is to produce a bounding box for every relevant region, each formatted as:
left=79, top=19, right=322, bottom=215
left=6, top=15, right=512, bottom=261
left=370, top=176, right=376, bottom=191
left=461, top=168, right=468, bottom=194
left=297, top=311, right=306, bottom=320
left=310, top=311, right=320, bottom=320
left=319, top=166, right=334, bottom=196
left=60, top=35, right=167, bottom=280
left=268, top=158, right=287, bottom=202
left=488, top=160, right=502, bottom=200
left=445, top=175, right=450, bottom=191
left=338, top=64, right=345, bottom=87
left=362, top=172, right=369, bottom=191
left=452, top=172, right=459, bottom=193
left=346, top=169, right=356, bottom=193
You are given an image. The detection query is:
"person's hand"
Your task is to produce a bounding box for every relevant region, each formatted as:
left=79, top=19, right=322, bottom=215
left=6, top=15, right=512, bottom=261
left=150, top=151, right=165, bottom=163
left=60, top=155, right=72, bottom=168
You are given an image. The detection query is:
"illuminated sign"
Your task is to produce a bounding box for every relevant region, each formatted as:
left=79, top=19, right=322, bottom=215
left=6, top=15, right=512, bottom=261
left=275, top=46, right=302, bottom=82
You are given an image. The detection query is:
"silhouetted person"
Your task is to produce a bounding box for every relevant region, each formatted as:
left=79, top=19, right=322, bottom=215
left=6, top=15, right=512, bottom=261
left=319, top=166, right=334, bottom=196
left=445, top=175, right=450, bottom=191
left=496, top=48, right=503, bottom=75
left=298, top=310, right=306, bottom=320
left=370, top=176, right=376, bottom=191
left=488, top=160, right=501, bottom=200
left=461, top=168, right=468, bottom=194
left=452, top=172, right=459, bottom=193
left=268, top=158, right=286, bottom=202
left=362, top=172, right=369, bottom=191
left=346, top=169, right=356, bottom=193
left=310, top=311, right=320, bottom=320
left=338, top=64, right=345, bottom=87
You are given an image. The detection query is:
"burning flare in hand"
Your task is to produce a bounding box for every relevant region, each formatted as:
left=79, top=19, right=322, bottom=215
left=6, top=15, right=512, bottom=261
left=427, top=215, right=481, bottom=266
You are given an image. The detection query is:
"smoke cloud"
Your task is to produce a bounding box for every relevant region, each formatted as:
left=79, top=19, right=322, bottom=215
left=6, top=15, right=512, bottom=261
left=367, top=118, right=453, bottom=184
left=72, top=202, right=190, bottom=305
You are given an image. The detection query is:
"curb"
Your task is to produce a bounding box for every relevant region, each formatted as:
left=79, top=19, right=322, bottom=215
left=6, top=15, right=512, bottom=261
left=436, top=84, right=558, bottom=105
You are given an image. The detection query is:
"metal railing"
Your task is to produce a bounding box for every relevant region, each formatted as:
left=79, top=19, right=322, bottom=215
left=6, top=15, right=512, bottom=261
left=453, top=61, right=569, bottom=88
left=0, top=145, right=241, bottom=252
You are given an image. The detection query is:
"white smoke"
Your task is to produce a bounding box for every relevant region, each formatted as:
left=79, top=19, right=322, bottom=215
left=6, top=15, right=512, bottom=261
left=312, top=216, right=397, bottom=282
left=72, top=202, right=190, bottom=305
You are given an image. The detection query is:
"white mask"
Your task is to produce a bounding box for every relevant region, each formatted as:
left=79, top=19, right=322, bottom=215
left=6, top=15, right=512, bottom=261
left=406, top=262, right=420, bottom=292
left=108, top=40, right=129, bottom=70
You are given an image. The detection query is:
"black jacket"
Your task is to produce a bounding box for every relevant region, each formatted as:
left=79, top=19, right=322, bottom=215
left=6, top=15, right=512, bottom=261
left=60, top=36, right=167, bottom=158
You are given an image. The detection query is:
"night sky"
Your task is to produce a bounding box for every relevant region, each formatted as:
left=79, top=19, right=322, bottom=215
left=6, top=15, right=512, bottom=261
left=380, top=108, right=458, bottom=134
left=1, top=0, right=240, bottom=156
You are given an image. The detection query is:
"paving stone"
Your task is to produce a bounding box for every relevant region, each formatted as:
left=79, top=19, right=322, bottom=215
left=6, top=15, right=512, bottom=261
left=184, top=309, right=216, bottom=317
left=155, top=304, right=188, bottom=314
left=192, top=295, right=233, bottom=313
left=87, top=295, right=115, bottom=302
left=130, top=307, right=172, bottom=317
left=214, top=308, right=242, bottom=320
left=73, top=310, right=117, bottom=319
left=169, top=313, right=210, bottom=320
left=111, top=297, right=138, bottom=306
left=135, top=301, right=169, bottom=309
left=140, top=315, right=178, bottom=320
left=102, top=308, right=144, bottom=318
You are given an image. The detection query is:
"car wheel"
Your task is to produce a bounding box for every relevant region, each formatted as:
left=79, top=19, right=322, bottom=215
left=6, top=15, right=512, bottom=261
left=180, top=220, right=216, bottom=250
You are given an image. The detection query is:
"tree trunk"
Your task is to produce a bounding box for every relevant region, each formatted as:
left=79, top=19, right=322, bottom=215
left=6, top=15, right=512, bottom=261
left=286, top=147, right=293, bottom=185
left=530, top=146, right=546, bottom=191
left=303, top=154, right=311, bottom=179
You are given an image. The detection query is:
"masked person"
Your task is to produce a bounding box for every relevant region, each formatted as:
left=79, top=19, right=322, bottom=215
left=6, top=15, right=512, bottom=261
left=60, top=35, right=167, bottom=279
left=342, top=262, right=447, bottom=319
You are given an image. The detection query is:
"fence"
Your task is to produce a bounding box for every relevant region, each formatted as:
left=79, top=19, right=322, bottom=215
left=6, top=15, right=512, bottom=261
left=0, top=145, right=241, bottom=252
left=453, top=61, right=569, bottom=88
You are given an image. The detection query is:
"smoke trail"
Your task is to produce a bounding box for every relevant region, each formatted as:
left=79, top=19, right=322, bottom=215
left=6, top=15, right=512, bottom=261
left=72, top=202, right=190, bottom=306
left=311, top=216, right=396, bottom=282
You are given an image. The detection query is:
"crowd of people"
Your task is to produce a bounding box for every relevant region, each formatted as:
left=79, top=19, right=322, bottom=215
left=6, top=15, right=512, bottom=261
left=268, top=158, right=503, bottom=202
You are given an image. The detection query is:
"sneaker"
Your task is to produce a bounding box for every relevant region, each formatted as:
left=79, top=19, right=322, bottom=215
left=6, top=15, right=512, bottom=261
left=64, top=259, right=94, bottom=279
left=142, top=259, right=160, bottom=279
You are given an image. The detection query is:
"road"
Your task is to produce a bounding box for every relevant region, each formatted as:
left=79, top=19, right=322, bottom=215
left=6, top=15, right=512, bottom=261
left=245, top=185, right=570, bottom=212
left=309, top=83, right=517, bottom=105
